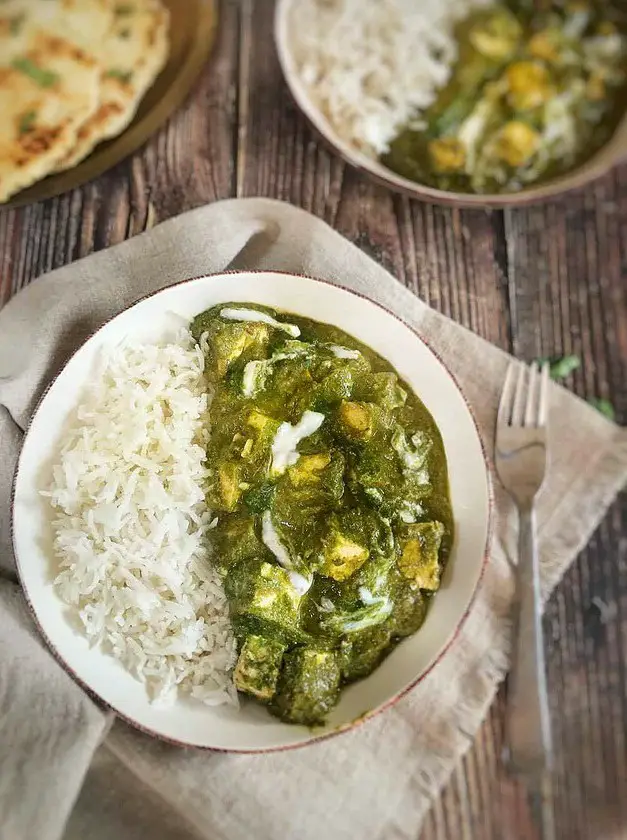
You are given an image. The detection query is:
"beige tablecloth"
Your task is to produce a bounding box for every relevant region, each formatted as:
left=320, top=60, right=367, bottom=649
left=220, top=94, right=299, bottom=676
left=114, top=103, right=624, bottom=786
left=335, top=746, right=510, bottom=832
left=0, top=198, right=625, bottom=840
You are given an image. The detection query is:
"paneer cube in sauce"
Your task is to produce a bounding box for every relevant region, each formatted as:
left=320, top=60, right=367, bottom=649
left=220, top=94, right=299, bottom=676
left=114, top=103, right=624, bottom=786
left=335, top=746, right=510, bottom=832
left=191, top=304, right=454, bottom=726
left=398, top=521, right=446, bottom=591
left=273, top=648, right=341, bottom=725
left=234, top=635, right=287, bottom=701
left=225, top=559, right=307, bottom=644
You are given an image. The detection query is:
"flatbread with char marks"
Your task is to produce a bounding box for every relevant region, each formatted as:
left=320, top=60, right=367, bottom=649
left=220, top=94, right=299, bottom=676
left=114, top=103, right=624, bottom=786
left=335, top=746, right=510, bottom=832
left=0, top=26, right=100, bottom=202
left=56, top=0, right=170, bottom=170
left=0, top=0, right=170, bottom=201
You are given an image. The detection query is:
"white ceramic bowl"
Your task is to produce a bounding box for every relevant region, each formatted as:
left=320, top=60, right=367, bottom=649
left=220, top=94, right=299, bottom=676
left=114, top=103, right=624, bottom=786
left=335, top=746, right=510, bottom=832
left=274, top=0, right=627, bottom=208
left=12, top=271, right=491, bottom=752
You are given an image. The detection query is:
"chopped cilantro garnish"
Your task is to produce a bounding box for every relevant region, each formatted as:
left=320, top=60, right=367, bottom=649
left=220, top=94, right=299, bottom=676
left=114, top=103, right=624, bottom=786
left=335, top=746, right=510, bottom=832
left=11, top=58, right=59, bottom=88
left=18, top=110, right=37, bottom=135
left=10, top=13, right=24, bottom=35
left=104, top=68, right=133, bottom=83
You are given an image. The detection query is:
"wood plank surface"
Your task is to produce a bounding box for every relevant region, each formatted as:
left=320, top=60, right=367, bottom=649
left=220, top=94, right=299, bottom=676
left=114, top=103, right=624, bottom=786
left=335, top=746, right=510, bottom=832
left=0, top=1, right=625, bottom=838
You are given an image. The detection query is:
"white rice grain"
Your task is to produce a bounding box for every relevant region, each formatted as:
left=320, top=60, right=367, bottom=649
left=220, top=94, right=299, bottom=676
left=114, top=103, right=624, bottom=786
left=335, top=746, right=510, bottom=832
left=45, top=328, right=237, bottom=707
left=287, top=0, right=491, bottom=157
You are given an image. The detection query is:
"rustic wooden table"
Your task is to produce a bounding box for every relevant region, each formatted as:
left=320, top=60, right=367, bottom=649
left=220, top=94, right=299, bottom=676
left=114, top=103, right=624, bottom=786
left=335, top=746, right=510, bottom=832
left=1, top=2, right=625, bottom=838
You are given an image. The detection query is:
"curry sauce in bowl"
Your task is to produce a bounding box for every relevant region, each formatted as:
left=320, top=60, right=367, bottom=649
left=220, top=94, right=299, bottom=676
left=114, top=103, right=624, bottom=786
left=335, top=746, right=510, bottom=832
left=276, top=0, right=627, bottom=206
left=191, top=304, right=454, bottom=726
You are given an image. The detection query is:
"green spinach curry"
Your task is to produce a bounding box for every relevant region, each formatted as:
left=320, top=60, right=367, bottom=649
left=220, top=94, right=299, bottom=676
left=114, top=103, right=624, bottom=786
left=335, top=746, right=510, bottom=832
left=191, top=304, right=453, bottom=726
left=383, top=1, right=627, bottom=194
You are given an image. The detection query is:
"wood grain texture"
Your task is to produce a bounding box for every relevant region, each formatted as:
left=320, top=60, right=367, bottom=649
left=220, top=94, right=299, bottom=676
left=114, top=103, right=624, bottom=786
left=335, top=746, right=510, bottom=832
left=503, top=176, right=627, bottom=840
left=0, top=1, right=626, bottom=838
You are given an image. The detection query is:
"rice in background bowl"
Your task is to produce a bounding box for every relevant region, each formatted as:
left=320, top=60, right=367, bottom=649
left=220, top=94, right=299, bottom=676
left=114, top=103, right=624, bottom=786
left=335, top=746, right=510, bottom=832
left=285, top=0, right=491, bottom=158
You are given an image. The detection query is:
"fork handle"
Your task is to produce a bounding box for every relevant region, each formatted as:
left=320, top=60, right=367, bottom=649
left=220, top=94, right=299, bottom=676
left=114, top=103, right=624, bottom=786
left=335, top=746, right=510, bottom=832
left=505, top=506, right=553, bottom=775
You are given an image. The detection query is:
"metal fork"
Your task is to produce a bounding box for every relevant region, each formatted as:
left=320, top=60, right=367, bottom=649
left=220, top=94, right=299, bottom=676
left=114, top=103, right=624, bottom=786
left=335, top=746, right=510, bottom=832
left=495, top=361, right=552, bottom=778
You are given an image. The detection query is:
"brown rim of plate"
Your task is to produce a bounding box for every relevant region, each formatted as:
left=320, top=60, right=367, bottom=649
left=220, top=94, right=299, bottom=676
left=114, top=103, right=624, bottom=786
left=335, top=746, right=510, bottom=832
left=274, top=0, right=627, bottom=209
left=11, top=269, right=494, bottom=753
left=5, top=0, right=219, bottom=210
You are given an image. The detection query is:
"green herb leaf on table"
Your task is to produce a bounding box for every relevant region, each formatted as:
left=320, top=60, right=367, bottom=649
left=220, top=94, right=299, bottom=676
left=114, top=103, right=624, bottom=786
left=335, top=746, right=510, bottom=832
left=18, top=110, right=37, bottom=136
left=535, top=355, right=616, bottom=421
left=535, top=354, right=581, bottom=381
left=11, top=58, right=59, bottom=88
left=588, top=398, right=616, bottom=421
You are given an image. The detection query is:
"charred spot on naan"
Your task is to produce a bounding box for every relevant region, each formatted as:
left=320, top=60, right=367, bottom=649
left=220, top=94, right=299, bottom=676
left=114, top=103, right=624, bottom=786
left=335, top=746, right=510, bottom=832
left=14, top=31, right=97, bottom=90
left=34, top=33, right=92, bottom=65
left=18, top=125, right=64, bottom=157
left=74, top=101, right=125, bottom=143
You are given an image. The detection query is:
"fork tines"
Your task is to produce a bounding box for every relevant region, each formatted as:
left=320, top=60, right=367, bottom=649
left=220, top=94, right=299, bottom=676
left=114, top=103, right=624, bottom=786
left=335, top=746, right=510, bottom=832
left=498, top=362, right=550, bottom=429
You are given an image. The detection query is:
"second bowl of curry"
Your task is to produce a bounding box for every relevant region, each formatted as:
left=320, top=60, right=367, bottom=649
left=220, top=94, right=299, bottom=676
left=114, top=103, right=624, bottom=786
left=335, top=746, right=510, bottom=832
left=276, top=0, right=627, bottom=207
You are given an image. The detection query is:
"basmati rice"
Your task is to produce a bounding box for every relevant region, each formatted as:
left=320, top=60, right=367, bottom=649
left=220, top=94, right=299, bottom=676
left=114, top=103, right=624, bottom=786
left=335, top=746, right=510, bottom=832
left=287, top=0, right=490, bottom=157
left=45, top=328, right=237, bottom=707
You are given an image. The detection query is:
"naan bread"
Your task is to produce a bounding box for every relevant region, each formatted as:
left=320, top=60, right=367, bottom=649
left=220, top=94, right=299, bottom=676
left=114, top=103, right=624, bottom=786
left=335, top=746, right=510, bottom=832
left=0, top=0, right=169, bottom=201
left=56, top=0, right=170, bottom=170
left=0, top=24, right=101, bottom=202
left=0, top=0, right=116, bottom=50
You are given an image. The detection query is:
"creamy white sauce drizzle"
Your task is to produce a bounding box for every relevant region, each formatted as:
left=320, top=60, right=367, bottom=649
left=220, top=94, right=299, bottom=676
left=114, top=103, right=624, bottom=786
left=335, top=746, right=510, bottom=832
left=270, top=410, right=325, bottom=475
left=358, top=586, right=380, bottom=605
left=328, top=344, right=361, bottom=360
left=220, top=308, right=300, bottom=337
left=261, top=511, right=312, bottom=595
left=241, top=360, right=269, bottom=398
left=391, top=427, right=430, bottom=478
left=287, top=570, right=312, bottom=596
left=242, top=343, right=314, bottom=399
left=261, top=510, right=291, bottom=567
left=319, top=597, right=335, bottom=613
left=398, top=500, right=424, bottom=523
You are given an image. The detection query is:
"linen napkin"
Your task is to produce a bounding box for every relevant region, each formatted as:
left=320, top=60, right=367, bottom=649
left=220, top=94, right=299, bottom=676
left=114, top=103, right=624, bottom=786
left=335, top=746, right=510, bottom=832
left=0, top=198, right=625, bottom=840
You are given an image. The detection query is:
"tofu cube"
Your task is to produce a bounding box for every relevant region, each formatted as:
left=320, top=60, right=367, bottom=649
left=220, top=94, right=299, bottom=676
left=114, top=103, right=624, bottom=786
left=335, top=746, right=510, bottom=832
left=247, top=409, right=278, bottom=434
left=226, top=559, right=305, bottom=643
left=206, top=322, right=270, bottom=378
left=233, top=635, right=286, bottom=700
left=288, top=453, right=332, bottom=487
left=273, top=648, right=341, bottom=725
left=215, top=515, right=263, bottom=573
left=286, top=452, right=345, bottom=508
left=246, top=410, right=281, bottom=462
left=320, top=530, right=369, bottom=582
left=337, top=401, right=375, bottom=441
left=398, top=521, right=445, bottom=590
